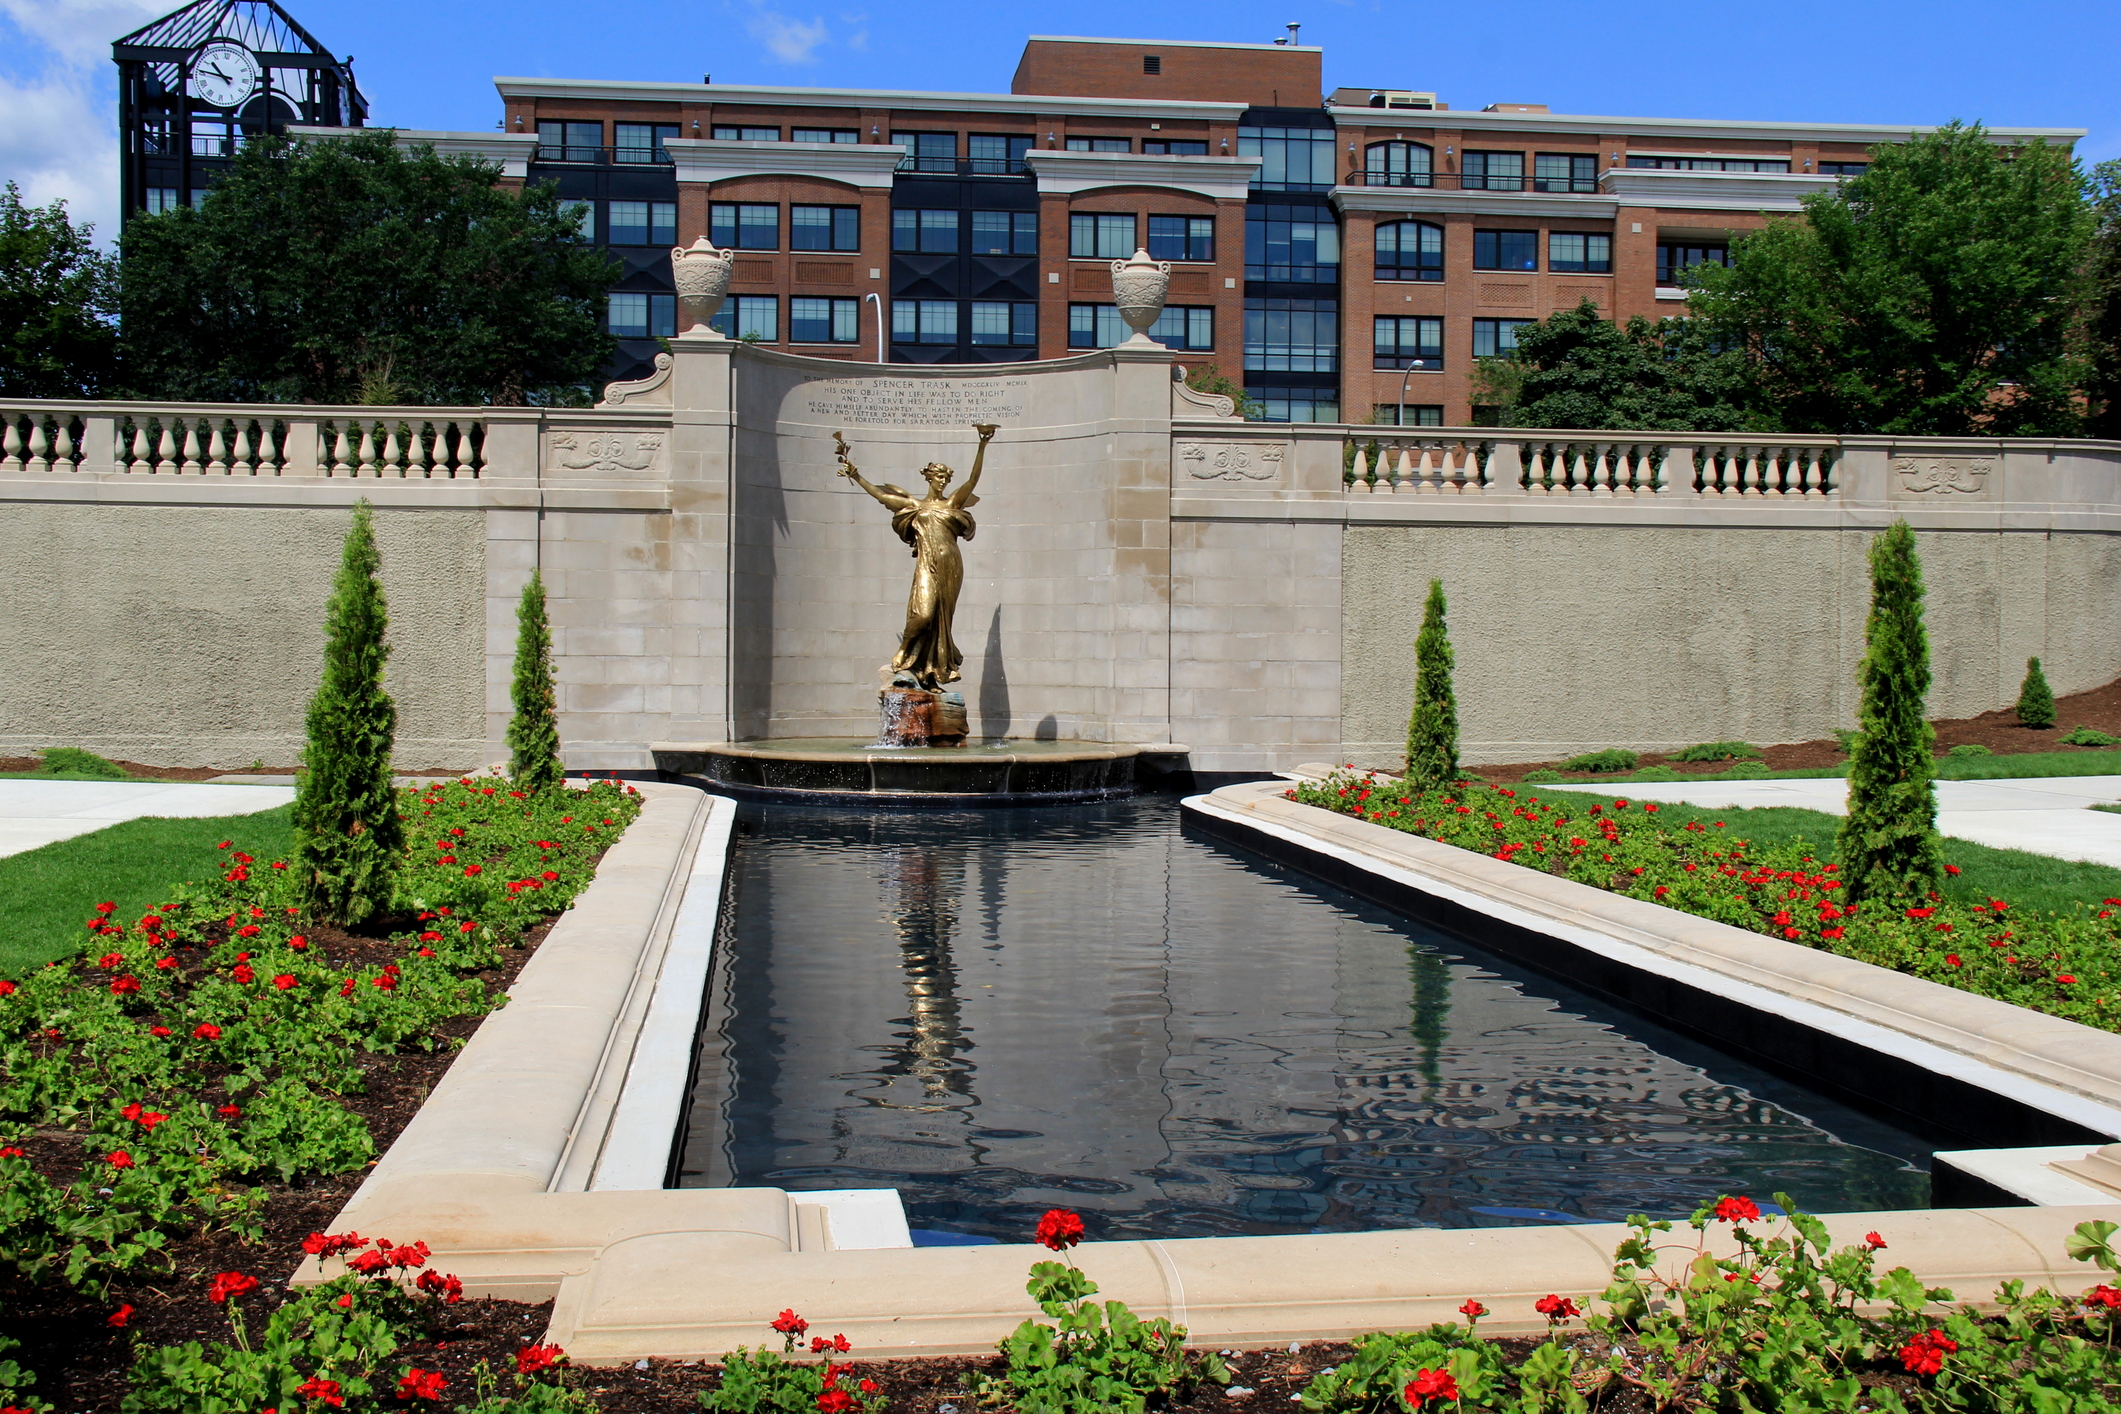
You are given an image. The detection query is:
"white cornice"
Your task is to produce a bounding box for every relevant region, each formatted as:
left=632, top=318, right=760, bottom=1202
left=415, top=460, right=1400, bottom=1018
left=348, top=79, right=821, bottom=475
left=493, top=77, right=1246, bottom=122
left=1332, top=186, right=1618, bottom=219
left=1326, top=108, right=2086, bottom=146
left=289, top=126, right=538, bottom=179
left=1025, top=34, right=1322, bottom=52
left=660, top=137, right=906, bottom=189
left=1598, top=167, right=1840, bottom=212
left=1025, top=150, right=1261, bottom=201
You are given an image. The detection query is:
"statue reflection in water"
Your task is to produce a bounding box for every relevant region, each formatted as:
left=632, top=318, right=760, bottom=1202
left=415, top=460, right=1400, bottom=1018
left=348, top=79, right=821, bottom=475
left=876, top=845, right=973, bottom=1108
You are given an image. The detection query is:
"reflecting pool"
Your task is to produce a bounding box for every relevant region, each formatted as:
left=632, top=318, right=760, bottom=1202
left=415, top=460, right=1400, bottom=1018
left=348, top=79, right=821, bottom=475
left=675, top=797, right=1930, bottom=1242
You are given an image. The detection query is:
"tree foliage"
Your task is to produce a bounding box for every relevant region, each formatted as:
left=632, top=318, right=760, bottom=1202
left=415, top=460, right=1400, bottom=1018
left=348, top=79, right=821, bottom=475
left=1405, top=580, right=1458, bottom=788
left=118, top=132, right=618, bottom=406
left=2087, top=158, right=2121, bottom=439
left=1489, top=301, right=1757, bottom=431
left=1837, top=521, right=1944, bottom=910
left=507, top=569, right=564, bottom=791
left=294, top=500, right=404, bottom=926
left=1684, top=122, right=2093, bottom=436
left=0, top=183, right=117, bottom=397
left=2017, top=656, right=2057, bottom=729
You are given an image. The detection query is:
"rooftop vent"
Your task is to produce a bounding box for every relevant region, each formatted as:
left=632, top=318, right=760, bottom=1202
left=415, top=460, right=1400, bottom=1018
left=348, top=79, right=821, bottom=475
left=1143, top=54, right=1160, bottom=74
left=1482, top=103, right=1550, bottom=113
left=1371, top=90, right=1436, bottom=110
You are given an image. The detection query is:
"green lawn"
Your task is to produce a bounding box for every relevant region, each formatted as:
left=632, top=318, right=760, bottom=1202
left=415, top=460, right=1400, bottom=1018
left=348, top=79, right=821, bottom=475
left=0, top=807, right=295, bottom=974
left=1531, top=787, right=2121, bottom=916
left=1514, top=748, right=2121, bottom=789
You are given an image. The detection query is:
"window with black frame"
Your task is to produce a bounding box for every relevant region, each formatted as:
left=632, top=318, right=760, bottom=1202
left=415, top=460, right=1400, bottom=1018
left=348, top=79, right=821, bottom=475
left=1460, top=151, right=1525, bottom=191
left=1657, top=242, right=1727, bottom=286
left=1071, top=304, right=1211, bottom=351
left=1627, top=155, right=1790, bottom=172
left=793, top=128, right=860, bottom=144
left=1070, top=213, right=1136, bottom=259
left=893, top=209, right=960, bottom=254
left=791, top=297, right=861, bottom=344
left=1239, top=126, right=1336, bottom=191
left=1142, top=139, right=1207, bottom=155
left=968, top=134, right=1033, bottom=173
left=1065, top=137, right=1131, bottom=152
left=1819, top=161, right=1867, bottom=177
left=892, top=299, right=958, bottom=344
left=791, top=205, right=860, bottom=252
left=1374, top=316, right=1442, bottom=370
left=1245, top=205, right=1340, bottom=282
left=710, top=295, right=778, bottom=342
left=712, top=126, right=779, bottom=141
left=970, top=211, right=1038, bottom=256
left=559, top=200, right=594, bottom=243
left=1147, top=215, right=1213, bottom=262
left=1533, top=153, right=1597, bottom=193
left=537, top=121, right=602, bottom=163
left=1375, top=404, right=1444, bottom=427
left=1547, top=232, right=1611, bottom=273
left=1376, top=221, right=1442, bottom=281
left=607, top=201, right=677, bottom=246
left=615, top=124, right=679, bottom=162
left=970, top=301, right=1038, bottom=346
left=1472, top=317, right=1532, bottom=358
left=893, top=132, right=958, bottom=172
left=607, top=292, right=677, bottom=339
left=710, top=203, right=779, bottom=250
left=1244, top=298, right=1338, bottom=372
left=1472, top=229, right=1538, bottom=271
left=1364, top=141, right=1433, bottom=187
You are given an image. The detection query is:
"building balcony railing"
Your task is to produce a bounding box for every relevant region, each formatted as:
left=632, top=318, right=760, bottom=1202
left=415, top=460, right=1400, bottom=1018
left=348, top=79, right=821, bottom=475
left=893, top=156, right=1032, bottom=177
left=1348, top=171, right=1602, bottom=194
left=534, top=144, right=675, bottom=166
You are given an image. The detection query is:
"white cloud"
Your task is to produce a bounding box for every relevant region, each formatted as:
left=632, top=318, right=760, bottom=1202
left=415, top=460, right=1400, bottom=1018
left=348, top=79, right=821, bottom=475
left=745, top=6, right=830, bottom=63
left=0, top=0, right=164, bottom=68
left=0, top=0, right=164, bottom=244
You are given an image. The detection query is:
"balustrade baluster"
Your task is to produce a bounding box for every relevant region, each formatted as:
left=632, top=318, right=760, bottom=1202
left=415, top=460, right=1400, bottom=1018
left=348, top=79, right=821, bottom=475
left=128, top=423, right=150, bottom=473
left=53, top=420, right=74, bottom=471
left=230, top=422, right=253, bottom=475
left=470, top=425, right=486, bottom=478
left=154, top=421, right=177, bottom=473
left=1588, top=443, right=1615, bottom=497
left=407, top=424, right=430, bottom=478
left=1, top=416, right=23, bottom=472
left=381, top=424, right=402, bottom=477
left=328, top=423, right=351, bottom=476
left=26, top=419, right=51, bottom=472
left=205, top=421, right=228, bottom=474
left=181, top=419, right=203, bottom=473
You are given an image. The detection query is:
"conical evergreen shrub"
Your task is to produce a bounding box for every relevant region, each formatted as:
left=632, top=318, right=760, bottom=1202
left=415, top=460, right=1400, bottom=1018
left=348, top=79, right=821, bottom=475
left=508, top=568, right=564, bottom=790
left=2017, top=656, right=2056, bottom=729
left=1837, top=521, right=1943, bottom=910
left=1405, top=579, right=1459, bottom=789
left=294, top=499, right=404, bottom=925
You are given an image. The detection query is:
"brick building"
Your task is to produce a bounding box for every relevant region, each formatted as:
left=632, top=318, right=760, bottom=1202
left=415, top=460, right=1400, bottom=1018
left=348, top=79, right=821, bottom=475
left=417, top=34, right=2079, bottom=423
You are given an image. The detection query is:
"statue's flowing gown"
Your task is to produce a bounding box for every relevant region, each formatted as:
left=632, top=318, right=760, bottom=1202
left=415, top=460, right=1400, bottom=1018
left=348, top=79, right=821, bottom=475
left=889, top=498, right=976, bottom=685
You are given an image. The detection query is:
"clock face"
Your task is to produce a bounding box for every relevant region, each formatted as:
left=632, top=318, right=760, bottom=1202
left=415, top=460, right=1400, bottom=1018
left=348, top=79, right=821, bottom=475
left=191, top=42, right=259, bottom=109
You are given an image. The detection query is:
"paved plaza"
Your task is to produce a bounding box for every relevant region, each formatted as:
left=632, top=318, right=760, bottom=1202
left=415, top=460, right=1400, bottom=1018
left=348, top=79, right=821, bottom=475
left=0, top=779, right=295, bottom=860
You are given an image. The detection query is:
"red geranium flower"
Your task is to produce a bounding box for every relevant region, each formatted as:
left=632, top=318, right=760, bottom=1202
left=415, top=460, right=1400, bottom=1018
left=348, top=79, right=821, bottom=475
left=1534, top=1294, right=1580, bottom=1321
left=463, top=864, right=482, bottom=877
left=193, top=1022, right=221, bottom=1040
left=415, top=1269, right=464, bottom=1303
left=515, top=1344, right=566, bottom=1375
left=1035, top=1208, right=1085, bottom=1251
left=1404, top=1369, right=1459, bottom=1405
left=1458, top=1298, right=1487, bottom=1320
left=303, top=1231, right=367, bottom=1258
left=1865, top=1232, right=1887, bottom=1251
left=811, top=1334, right=852, bottom=1354
left=771, top=1309, right=810, bottom=1338
left=296, top=1377, right=345, bottom=1407
left=108, top=1304, right=134, bottom=1327
left=816, top=1392, right=855, bottom=1414
left=108, top=1150, right=134, bottom=1168
left=206, top=1270, right=259, bottom=1304
left=1713, top=1195, right=1761, bottom=1223
left=397, top=1370, right=447, bottom=1402
left=1899, top=1329, right=1957, bottom=1376
left=110, top=975, right=141, bottom=995
left=274, top=974, right=297, bottom=990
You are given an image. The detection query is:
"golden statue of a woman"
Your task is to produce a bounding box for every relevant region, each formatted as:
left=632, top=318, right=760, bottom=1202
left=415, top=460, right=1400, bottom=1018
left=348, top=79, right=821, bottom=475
left=835, top=424, right=998, bottom=689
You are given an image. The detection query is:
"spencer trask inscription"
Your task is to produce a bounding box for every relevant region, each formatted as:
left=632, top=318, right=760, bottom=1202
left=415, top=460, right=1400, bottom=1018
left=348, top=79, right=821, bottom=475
left=802, top=377, right=1028, bottom=428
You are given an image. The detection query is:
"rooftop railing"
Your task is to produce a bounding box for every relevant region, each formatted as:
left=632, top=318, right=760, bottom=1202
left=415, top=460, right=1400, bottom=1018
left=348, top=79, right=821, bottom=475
left=534, top=144, right=674, bottom=166
left=1348, top=170, right=1603, bottom=193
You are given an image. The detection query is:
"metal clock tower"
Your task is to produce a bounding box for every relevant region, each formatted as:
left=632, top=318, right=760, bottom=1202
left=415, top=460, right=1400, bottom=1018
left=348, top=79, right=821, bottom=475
left=113, top=0, right=367, bottom=226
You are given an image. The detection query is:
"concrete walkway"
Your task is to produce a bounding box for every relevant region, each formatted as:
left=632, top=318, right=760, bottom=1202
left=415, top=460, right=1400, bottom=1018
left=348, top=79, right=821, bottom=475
left=1542, top=774, right=2121, bottom=869
left=0, top=780, right=296, bottom=860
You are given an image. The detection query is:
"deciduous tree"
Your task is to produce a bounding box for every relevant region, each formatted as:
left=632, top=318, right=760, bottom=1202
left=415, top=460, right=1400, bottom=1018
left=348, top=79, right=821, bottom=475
left=0, top=183, right=117, bottom=397
left=1486, top=300, right=1757, bottom=432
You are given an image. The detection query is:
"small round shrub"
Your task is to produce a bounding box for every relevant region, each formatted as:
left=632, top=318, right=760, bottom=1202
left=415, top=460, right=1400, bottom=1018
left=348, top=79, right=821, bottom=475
left=1559, top=748, right=1639, bottom=774
left=1673, top=740, right=1762, bottom=762
left=1521, top=768, right=1563, bottom=783
left=1721, top=760, right=1770, bottom=778
left=33, top=747, right=128, bottom=779
left=2063, top=725, right=2121, bottom=747
left=1947, top=743, right=1992, bottom=757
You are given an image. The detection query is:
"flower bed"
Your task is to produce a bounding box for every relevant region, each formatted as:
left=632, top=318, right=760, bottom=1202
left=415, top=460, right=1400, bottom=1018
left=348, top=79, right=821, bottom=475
left=1287, top=770, right=2121, bottom=1032
left=0, top=775, right=642, bottom=1413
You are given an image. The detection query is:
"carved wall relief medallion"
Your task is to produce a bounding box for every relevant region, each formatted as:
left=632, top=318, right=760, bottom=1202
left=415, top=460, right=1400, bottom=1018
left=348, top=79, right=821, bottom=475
left=547, top=431, right=664, bottom=474
left=1179, top=441, right=1286, bottom=482
left=1892, top=456, right=1994, bottom=496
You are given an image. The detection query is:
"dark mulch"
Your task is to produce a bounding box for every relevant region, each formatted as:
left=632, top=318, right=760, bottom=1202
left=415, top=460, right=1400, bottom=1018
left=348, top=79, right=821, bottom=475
left=1476, top=676, right=2121, bottom=784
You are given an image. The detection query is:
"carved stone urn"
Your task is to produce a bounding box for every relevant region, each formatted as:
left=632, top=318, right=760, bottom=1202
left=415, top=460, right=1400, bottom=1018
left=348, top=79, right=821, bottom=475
left=670, top=237, right=736, bottom=334
left=1110, top=247, right=1172, bottom=340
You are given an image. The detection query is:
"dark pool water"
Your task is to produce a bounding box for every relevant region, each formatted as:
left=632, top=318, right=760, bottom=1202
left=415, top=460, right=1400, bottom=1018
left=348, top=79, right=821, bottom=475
left=675, top=796, right=1930, bottom=1242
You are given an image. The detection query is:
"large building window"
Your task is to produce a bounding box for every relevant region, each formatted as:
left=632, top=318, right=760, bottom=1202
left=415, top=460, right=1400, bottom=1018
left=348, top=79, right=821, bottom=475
left=607, top=292, right=677, bottom=338
left=893, top=132, right=958, bottom=173
left=559, top=200, right=594, bottom=241
left=1657, top=242, right=1728, bottom=286
left=794, top=127, right=859, bottom=144
left=1239, top=125, right=1336, bottom=191
left=1376, top=221, right=1442, bottom=281
left=615, top=123, right=678, bottom=162
left=1460, top=151, right=1525, bottom=191
left=1247, top=387, right=1340, bottom=423
left=1244, top=297, right=1338, bottom=372
left=1147, top=215, right=1213, bottom=262
left=607, top=201, right=677, bottom=246
left=145, top=187, right=180, bottom=214
left=790, top=297, right=861, bottom=344
left=1374, top=404, right=1444, bottom=426
left=1142, top=139, right=1207, bottom=155
left=892, top=209, right=960, bottom=254
left=971, top=211, right=1038, bottom=255
left=969, top=133, right=1033, bottom=173
left=710, top=203, right=779, bottom=250
left=1364, top=141, right=1433, bottom=187
left=1819, top=161, right=1868, bottom=177
left=1070, top=213, right=1136, bottom=259
left=970, top=301, right=1038, bottom=346
left=1472, top=229, right=1538, bottom=271
left=1533, top=153, right=1597, bottom=193
left=711, top=295, right=779, bottom=342
left=792, top=205, right=860, bottom=251
left=1068, top=304, right=1212, bottom=351
left=892, top=299, right=959, bottom=344
left=1065, top=137, right=1131, bottom=152
left=1547, top=232, right=1611, bottom=273
left=537, top=121, right=602, bottom=163
left=1472, top=317, right=1533, bottom=359
left=1246, top=204, right=1340, bottom=283
left=712, top=125, right=779, bottom=141
left=1627, top=155, right=1790, bottom=172
left=1374, top=316, right=1443, bottom=370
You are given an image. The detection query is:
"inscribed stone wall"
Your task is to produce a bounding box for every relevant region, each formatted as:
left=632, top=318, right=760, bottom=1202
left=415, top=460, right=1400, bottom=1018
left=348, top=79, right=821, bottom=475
left=0, top=503, right=486, bottom=769
left=1340, top=525, right=2121, bottom=768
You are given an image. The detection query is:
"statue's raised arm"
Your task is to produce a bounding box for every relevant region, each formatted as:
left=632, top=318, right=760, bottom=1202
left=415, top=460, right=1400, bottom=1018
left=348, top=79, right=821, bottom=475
left=950, top=424, right=999, bottom=509
left=834, top=429, right=916, bottom=510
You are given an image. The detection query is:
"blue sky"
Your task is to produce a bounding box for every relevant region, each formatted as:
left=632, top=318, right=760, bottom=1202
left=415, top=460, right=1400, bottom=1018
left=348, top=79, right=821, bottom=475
left=6, top=0, right=2117, bottom=241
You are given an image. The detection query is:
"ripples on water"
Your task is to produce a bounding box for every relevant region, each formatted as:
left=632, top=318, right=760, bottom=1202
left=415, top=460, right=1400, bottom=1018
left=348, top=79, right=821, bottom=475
left=676, top=796, right=1929, bottom=1241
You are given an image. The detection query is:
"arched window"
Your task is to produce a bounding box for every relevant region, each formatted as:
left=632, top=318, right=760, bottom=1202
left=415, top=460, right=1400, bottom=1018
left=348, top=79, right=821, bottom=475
left=1376, top=221, right=1443, bottom=282
left=1364, top=141, right=1433, bottom=187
